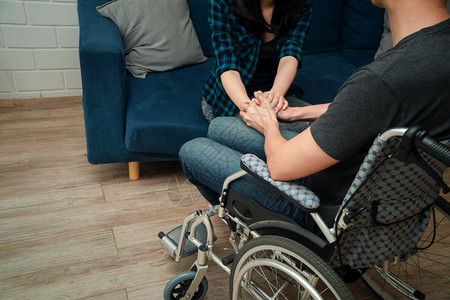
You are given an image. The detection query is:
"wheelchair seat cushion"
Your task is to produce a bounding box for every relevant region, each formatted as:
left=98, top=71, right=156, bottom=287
left=241, top=154, right=321, bottom=212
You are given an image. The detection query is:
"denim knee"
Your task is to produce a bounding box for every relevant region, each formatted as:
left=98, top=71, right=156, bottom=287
left=179, top=137, right=209, bottom=167
left=208, top=117, right=243, bottom=139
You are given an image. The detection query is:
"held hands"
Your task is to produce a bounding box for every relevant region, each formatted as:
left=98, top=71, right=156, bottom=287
left=250, top=90, right=295, bottom=122
left=240, top=91, right=279, bottom=134
left=253, top=90, right=288, bottom=114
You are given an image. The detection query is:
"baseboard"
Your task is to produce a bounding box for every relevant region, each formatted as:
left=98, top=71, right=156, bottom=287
left=0, top=96, right=82, bottom=109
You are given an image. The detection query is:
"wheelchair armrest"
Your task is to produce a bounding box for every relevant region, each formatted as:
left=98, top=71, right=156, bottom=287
left=240, top=154, right=320, bottom=213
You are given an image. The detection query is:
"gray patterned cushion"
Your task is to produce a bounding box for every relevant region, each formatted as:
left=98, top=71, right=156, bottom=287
left=240, top=154, right=321, bottom=211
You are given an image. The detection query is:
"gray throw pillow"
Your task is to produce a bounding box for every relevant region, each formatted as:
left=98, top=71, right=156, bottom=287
left=97, top=0, right=207, bottom=78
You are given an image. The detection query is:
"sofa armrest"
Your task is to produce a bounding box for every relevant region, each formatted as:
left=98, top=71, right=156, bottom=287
left=78, top=0, right=128, bottom=163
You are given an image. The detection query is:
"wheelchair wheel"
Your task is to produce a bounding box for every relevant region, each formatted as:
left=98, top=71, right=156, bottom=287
left=163, top=271, right=208, bottom=300
left=230, top=235, right=353, bottom=300
left=363, top=201, right=450, bottom=300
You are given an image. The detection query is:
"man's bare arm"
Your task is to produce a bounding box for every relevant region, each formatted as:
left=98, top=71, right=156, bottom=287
left=277, top=103, right=330, bottom=122
left=241, top=96, right=338, bottom=181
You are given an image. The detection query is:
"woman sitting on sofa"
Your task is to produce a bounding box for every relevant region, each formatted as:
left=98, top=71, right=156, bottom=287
left=201, top=0, right=313, bottom=132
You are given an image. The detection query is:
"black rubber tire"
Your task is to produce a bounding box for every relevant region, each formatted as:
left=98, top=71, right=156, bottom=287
left=229, top=235, right=353, bottom=299
left=163, top=271, right=208, bottom=300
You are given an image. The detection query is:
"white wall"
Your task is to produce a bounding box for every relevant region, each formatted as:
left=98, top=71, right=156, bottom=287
left=0, top=0, right=82, bottom=100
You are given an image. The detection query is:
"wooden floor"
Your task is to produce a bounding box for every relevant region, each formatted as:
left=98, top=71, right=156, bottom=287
left=0, top=97, right=447, bottom=299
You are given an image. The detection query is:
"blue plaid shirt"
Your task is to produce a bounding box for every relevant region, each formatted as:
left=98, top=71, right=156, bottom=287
left=203, top=0, right=312, bottom=119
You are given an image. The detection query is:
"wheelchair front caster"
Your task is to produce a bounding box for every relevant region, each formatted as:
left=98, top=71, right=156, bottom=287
left=163, top=271, right=208, bottom=300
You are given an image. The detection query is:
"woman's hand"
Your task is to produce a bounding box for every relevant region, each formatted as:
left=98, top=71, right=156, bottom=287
left=240, top=92, right=279, bottom=135
left=254, top=90, right=288, bottom=114
left=238, top=100, right=251, bottom=112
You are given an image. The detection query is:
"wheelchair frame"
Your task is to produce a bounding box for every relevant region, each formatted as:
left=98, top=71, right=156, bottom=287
left=160, top=127, right=449, bottom=300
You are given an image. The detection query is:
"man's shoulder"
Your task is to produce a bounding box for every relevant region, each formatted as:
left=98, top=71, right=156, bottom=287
left=363, top=22, right=450, bottom=83
left=422, top=18, right=450, bottom=35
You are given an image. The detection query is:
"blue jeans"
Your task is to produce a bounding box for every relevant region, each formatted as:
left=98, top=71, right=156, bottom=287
left=179, top=117, right=308, bottom=226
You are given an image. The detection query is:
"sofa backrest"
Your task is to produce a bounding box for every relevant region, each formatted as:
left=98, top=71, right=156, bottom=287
left=303, top=0, right=343, bottom=54
left=187, top=0, right=214, bottom=57
left=187, top=0, right=385, bottom=57
left=304, top=0, right=384, bottom=54
left=341, top=0, right=385, bottom=49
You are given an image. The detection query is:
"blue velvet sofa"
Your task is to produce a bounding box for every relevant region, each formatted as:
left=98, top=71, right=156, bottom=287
left=77, top=0, right=385, bottom=179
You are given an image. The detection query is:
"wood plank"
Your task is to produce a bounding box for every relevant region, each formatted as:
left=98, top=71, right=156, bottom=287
left=0, top=229, right=118, bottom=281
left=1, top=252, right=175, bottom=299
left=0, top=182, right=105, bottom=212
left=81, top=289, right=128, bottom=300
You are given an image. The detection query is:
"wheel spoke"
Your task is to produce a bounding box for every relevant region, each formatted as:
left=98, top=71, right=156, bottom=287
left=231, top=236, right=352, bottom=299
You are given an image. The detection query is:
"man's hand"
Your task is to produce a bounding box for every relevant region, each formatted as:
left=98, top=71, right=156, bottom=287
left=240, top=92, right=279, bottom=135
left=264, top=90, right=289, bottom=114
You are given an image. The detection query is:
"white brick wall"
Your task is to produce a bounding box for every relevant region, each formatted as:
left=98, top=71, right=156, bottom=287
left=0, top=0, right=82, bottom=100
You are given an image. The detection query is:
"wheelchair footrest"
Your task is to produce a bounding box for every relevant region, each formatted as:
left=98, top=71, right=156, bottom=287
left=162, top=222, right=209, bottom=258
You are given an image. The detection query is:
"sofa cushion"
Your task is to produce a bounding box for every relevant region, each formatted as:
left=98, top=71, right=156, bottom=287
left=303, top=0, right=343, bottom=54
left=294, top=52, right=357, bottom=104
left=341, top=0, right=385, bottom=49
left=96, top=0, right=206, bottom=78
left=187, top=0, right=214, bottom=57
left=125, top=60, right=213, bottom=154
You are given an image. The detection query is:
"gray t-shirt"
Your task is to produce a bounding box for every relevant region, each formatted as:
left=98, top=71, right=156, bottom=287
left=307, top=18, right=450, bottom=225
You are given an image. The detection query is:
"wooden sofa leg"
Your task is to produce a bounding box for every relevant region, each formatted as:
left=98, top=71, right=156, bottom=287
left=128, top=162, right=140, bottom=180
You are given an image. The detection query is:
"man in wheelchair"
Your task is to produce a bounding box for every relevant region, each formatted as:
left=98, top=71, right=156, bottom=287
left=161, top=0, right=450, bottom=299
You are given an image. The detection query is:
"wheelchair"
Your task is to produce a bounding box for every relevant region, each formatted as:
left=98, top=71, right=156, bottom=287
left=159, top=127, right=450, bottom=299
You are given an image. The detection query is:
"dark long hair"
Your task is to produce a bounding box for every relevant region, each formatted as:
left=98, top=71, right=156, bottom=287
left=233, top=0, right=307, bottom=37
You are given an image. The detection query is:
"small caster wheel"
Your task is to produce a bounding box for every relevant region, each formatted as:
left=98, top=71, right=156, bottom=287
left=163, top=271, right=208, bottom=300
